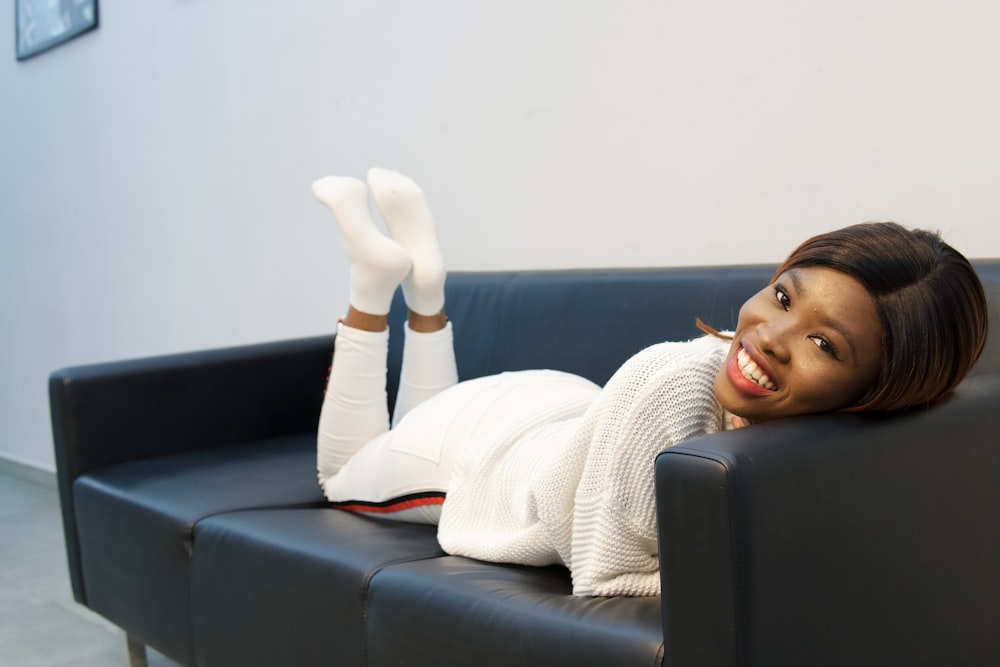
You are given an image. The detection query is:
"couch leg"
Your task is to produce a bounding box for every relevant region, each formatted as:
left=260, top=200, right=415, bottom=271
left=126, top=634, right=148, bottom=667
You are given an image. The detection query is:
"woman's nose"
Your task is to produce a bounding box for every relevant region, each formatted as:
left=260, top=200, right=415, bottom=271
left=758, top=320, right=791, bottom=363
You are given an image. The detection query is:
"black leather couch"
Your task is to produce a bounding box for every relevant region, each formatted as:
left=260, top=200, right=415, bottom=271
left=50, top=262, right=1000, bottom=667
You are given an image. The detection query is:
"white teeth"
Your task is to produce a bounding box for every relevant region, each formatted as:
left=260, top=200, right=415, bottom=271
left=737, top=348, right=776, bottom=390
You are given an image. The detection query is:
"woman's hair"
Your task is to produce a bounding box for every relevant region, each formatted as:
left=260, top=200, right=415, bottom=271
left=774, top=221, right=988, bottom=412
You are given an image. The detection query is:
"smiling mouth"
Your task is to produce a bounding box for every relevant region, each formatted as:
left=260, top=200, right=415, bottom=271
left=737, top=347, right=776, bottom=391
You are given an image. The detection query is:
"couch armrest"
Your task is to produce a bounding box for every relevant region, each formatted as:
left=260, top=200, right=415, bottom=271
left=50, top=335, right=334, bottom=480
left=655, top=373, right=1000, bottom=667
left=49, top=335, right=334, bottom=601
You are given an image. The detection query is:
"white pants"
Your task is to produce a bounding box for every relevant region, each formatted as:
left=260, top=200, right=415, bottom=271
left=316, top=321, right=599, bottom=524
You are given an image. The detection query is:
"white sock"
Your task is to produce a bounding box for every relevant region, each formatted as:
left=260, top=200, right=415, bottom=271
left=312, top=176, right=412, bottom=316
left=367, top=168, right=446, bottom=316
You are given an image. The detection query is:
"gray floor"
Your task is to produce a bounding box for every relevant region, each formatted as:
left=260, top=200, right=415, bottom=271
left=0, top=470, right=180, bottom=667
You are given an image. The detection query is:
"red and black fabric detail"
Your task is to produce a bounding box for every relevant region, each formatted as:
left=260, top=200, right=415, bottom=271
left=328, top=491, right=446, bottom=515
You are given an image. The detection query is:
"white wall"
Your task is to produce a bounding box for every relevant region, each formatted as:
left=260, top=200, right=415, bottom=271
left=2, top=1, right=999, bottom=472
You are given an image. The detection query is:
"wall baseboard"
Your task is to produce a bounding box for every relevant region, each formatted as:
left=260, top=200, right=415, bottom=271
left=0, top=456, right=56, bottom=489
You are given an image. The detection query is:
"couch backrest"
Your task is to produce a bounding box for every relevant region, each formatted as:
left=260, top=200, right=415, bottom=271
left=388, top=265, right=772, bottom=388
left=386, top=260, right=1000, bottom=404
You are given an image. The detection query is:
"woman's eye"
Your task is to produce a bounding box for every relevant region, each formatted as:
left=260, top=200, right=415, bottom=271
left=773, top=285, right=791, bottom=310
left=810, top=336, right=839, bottom=359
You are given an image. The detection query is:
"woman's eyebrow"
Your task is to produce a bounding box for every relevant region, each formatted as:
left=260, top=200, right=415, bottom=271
left=787, top=269, right=859, bottom=363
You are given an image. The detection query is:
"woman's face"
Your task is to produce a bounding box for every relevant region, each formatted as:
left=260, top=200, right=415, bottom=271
left=714, top=266, right=883, bottom=422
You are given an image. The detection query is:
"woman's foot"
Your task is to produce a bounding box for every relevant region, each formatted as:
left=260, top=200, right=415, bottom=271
left=367, top=168, right=446, bottom=317
left=313, top=176, right=411, bottom=316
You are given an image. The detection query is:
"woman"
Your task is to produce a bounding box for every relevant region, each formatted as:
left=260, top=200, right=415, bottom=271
left=313, top=168, right=989, bottom=597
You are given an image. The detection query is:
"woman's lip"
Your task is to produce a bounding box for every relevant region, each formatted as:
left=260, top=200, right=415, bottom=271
left=725, top=342, right=777, bottom=396
left=740, top=339, right=776, bottom=384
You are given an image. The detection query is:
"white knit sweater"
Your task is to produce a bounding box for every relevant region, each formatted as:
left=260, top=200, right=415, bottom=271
left=437, top=335, right=730, bottom=597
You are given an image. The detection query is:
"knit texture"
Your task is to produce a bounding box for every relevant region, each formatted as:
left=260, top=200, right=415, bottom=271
left=438, top=335, right=729, bottom=596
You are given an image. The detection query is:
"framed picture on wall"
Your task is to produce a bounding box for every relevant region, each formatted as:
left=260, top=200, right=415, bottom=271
left=16, top=0, right=99, bottom=61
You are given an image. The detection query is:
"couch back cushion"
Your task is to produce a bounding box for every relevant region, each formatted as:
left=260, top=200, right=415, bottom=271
left=387, top=259, right=1000, bottom=399
left=387, top=265, right=774, bottom=391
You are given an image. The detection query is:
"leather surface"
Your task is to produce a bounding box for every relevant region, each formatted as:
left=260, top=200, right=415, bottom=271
left=657, top=374, right=1000, bottom=666
left=656, top=450, right=738, bottom=666
left=366, top=556, right=665, bottom=667
left=388, top=266, right=775, bottom=392
left=50, top=334, right=333, bottom=603
left=73, top=436, right=323, bottom=665
left=191, top=509, right=443, bottom=667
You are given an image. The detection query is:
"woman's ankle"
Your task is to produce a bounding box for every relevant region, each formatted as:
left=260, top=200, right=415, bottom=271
left=343, top=307, right=388, bottom=332
left=407, top=310, right=448, bottom=333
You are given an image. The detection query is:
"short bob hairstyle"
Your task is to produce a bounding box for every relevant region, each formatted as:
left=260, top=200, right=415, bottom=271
left=773, top=222, right=988, bottom=412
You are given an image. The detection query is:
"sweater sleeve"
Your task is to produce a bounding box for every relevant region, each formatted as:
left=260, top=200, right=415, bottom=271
left=566, top=336, right=728, bottom=596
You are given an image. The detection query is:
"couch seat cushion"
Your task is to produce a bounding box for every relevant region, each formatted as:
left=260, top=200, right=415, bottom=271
left=73, top=435, right=323, bottom=665
left=191, top=508, right=444, bottom=667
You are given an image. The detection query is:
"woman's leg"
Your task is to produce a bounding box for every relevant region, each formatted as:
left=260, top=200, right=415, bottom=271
left=313, top=176, right=411, bottom=485
left=367, top=168, right=458, bottom=426
left=316, top=323, right=390, bottom=485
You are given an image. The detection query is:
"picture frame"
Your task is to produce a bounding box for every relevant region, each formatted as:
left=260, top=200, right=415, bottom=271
left=16, top=0, right=99, bottom=61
